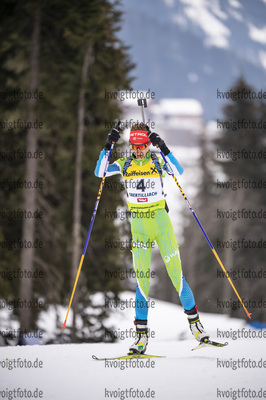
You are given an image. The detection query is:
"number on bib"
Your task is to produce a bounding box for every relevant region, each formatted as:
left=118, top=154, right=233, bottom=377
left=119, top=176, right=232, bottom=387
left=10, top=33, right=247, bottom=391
left=136, top=179, right=145, bottom=192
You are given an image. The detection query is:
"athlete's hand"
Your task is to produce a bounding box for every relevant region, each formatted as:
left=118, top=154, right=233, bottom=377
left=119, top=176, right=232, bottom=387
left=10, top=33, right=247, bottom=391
left=148, top=132, right=170, bottom=156
left=104, top=127, right=121, bottom=150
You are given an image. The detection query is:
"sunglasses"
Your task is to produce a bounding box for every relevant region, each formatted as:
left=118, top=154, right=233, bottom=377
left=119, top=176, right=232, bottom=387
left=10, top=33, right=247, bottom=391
left=130, top=143, right=149, bottom=150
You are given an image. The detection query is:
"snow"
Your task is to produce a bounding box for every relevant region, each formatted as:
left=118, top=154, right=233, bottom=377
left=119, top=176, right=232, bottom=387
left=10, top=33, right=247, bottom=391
left=164, top=0, right=175, bottom=7
left=151, top=98, right=203, bottom=117
left=227, top=0, right=242, bottom=9
left=1, top=291, right=265, bottom=400
left=259, top=51, right=266, bottom=70
left=248, top=23, right=266, bottom=44
left=187, top=72, right=199, bottom=83
left=180, top=0, right=231, bottom=49
left=172, top=13, right=188, bottom=29
left=228, top=8, right=243, bottom=22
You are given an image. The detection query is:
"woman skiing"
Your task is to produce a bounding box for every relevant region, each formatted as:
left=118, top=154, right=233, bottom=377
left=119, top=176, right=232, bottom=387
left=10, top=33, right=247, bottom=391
left=95, top=123, right=209, bottom=354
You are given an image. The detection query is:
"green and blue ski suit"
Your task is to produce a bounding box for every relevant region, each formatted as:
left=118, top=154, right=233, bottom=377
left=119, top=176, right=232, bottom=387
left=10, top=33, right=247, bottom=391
left=95, top=149, right=196, bottom=322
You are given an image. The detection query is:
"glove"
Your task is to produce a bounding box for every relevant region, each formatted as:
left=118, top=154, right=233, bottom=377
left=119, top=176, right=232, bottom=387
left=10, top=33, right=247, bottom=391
left=104, top=127, right=120, bottom=150
left=148, top=132, right=170, bottom=156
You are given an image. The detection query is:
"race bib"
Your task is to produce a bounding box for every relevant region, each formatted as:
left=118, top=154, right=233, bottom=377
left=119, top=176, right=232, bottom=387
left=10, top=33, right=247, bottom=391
left=123, top=159, right=164, bottom=205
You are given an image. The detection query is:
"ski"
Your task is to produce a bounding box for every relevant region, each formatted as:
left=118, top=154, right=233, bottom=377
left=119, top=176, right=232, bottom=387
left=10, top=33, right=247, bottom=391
left=191, top=339, right=228, bottom=351
left=92, top=354, right=165, bottom=361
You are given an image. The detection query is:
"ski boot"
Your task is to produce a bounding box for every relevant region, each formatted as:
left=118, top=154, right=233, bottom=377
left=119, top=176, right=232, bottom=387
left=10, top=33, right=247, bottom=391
left=128, top=320, right=149, bottom=355
left=185, top=306, right=209, bottom=342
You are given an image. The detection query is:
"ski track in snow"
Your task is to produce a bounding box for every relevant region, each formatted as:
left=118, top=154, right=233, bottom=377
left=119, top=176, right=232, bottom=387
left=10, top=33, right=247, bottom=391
left=0, top=338, right=265, bottom=400
left=1, top=292, right=265, bottom=400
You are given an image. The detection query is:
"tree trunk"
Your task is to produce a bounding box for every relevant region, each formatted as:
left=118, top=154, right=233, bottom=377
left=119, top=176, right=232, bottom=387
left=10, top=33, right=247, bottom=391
left=222, top=192, right=237, bottom=317
left=19, top=8, right=41, bottom=332
left=71, top=43, right=93, bottom=342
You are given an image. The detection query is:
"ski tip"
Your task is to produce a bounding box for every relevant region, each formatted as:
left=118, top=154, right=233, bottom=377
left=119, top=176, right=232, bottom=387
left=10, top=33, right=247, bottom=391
left=61, top=322, right=66, bottom=330
left=92, top=355, right=98, bottom=360
left=191, top=340, right=229, bottom=351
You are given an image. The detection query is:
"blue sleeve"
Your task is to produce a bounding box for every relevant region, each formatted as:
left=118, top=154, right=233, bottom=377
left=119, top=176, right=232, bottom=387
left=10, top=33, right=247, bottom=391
left=94, top=149, right=121, bottom=177
left=165, top=152, right=184, bottom=175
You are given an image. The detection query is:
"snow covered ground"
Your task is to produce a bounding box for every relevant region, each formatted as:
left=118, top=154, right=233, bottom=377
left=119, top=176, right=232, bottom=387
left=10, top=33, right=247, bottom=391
left=1, top=291, right=265, bottom=400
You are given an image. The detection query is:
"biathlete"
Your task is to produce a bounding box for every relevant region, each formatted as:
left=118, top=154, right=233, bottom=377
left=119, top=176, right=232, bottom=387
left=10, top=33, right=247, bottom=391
left=95, top=123, right=209, bottom=354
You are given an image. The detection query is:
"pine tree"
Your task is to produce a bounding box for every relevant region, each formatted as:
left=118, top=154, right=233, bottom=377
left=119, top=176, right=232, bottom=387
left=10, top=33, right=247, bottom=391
left=0, top=0, right=135, bottom=341
left=214, top=77, right=266, bottom=321
left=181, top=131, right=220, bottom=314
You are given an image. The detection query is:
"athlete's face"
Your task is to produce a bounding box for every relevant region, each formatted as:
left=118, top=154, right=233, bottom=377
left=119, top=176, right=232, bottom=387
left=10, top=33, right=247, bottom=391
left=132, top=144, right=150, bottom=159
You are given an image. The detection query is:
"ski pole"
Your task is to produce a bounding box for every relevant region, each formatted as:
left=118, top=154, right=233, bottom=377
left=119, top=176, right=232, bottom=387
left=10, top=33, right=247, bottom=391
left=137, top=99, right=251, bottom=320
left=159, top=152, right=251, bottom=319
left=62, top=120, right=121, bottom=330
